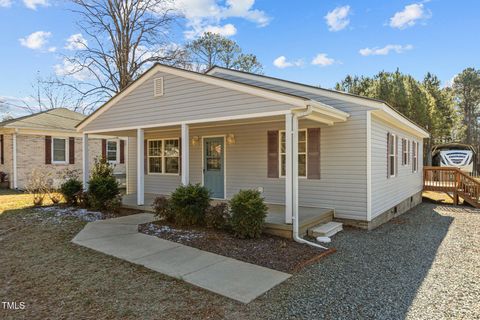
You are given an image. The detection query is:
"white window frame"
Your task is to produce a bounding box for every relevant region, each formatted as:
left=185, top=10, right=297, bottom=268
left=52, top=137, right=68, bottom=165
left=388, top=133, right=396, bottom=177
left=106, top=139, right=118, bottom=164
left=402, top=138, right=408, bottom=166
left=413, top=141, right=418, bottom=173
left=147, top=138, right=180, bottom=175
left=279, top=129, right=307, bottom=178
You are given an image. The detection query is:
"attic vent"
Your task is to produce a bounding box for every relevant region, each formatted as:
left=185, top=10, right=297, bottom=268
left=154, top=77, right=164, bottom=97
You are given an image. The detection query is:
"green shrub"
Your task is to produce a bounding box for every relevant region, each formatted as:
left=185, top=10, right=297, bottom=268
left=60, top=178, right=83, bottom=205
left=152, top=195, right=175, bottom=222
left=205, top=203, right=230, bottom=230
left=229, top=190, right=268, bottom=239
left=170, top=184, right=211, bottom=226
left=87, top=158, right=121, bottom=210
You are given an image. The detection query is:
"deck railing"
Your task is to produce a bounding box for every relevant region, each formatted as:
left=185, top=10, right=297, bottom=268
left=423, top=166, right=480, bottom=207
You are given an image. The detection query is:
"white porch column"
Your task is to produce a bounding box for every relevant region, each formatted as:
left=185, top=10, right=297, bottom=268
left=12, top=131, right=17, bottom=189
left=82, top=133, right=89, bottom=190
left=137, top=128, right=145, bottom=205
left=285, top=113, right=293, bottom=224
left=181, top=123, right=189, bottom=185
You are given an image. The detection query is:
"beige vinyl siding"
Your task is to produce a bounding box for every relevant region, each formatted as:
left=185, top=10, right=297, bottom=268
left=371, top=115, right=424, bottom=218
left=82, top=71, right=295, bottom=132
left=129, top=118, right=368, bottom=220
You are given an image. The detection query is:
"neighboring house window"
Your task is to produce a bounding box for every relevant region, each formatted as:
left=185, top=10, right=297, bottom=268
left=148, top=139, right=179, bottom=174
left=388, top=133, right=396, bottom=177
left=402, top=138, right=408, bottom=165
left=52, top=138, right=67, bottom=164
left=413, top=141, right=418, bottom=172
left=280, top=130, right=307, bottom=177
left=107, top=140, right=118, bottom=163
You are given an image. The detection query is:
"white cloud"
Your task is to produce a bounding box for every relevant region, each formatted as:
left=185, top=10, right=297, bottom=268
left=19, top=31, right=52, bottom=50
left=23, top=0, right=49, bottom=10
left=359, top=44, right=413, bottom=56
left=311, top=53, right=335, bottom=66
left=273, top=56, right=303, bottom=69
left=184, top=23, right=237, bottom=39
left=325, top=5, right=351, bottom=31
left=389, top=3, right=431, bottom=29
left=0, top=0, right=12, bottom=8
left=47, top=46, right=56, bottom=52
left=64, top=33, right=88, bottom=50
left=54, top=59, right=92, bottom=81
left=172, top=0, right=270, bottom=39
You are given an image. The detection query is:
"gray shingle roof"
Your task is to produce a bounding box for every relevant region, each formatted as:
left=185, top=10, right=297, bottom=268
left=0, top=108, right=86, bottom=131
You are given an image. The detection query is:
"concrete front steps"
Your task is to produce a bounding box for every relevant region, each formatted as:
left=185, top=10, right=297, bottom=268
left=308, top=221, right=343, bottom=238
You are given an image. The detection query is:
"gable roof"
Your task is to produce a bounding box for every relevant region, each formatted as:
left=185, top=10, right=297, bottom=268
left=207, top=66, right=429, bottom=138
left=0, top=108, right=86, bottom=132
left=76, top=63, right=349, bottom=131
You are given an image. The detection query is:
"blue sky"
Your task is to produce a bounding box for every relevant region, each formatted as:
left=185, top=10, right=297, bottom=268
left=1, top=0, right=479, bottom=117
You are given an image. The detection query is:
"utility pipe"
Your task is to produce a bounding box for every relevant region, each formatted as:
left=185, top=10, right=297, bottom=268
left=291, top=106, right=329, bottom=250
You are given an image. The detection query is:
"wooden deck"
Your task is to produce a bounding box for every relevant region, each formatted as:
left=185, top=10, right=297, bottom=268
left=122, top=193, right=334, bottom=239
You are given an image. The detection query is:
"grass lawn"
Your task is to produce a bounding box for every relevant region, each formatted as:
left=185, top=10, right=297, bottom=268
left=0, top=189, right=243, bottom=319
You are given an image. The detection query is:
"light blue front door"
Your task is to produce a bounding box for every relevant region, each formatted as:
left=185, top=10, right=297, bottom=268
left=204, top=137, right=225, bottom=198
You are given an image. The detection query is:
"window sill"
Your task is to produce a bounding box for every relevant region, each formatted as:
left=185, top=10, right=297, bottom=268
left=146, top=173, right=180, bottom=176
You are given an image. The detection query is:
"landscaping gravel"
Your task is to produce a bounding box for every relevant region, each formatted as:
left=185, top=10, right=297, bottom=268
left=241, top=203, right=480, bottom=320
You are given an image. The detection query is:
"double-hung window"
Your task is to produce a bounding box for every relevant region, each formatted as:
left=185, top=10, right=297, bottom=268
left=280, top=130, right=307, bottom=177
left=52, top=137, right=67, bottom=164
left=388, top=134, right=396, bottom=177
left=148, top=139, right=179, bottom=174
left=402, top=138, right=408, bottom=165
left=412, top=141, right=418, bottom=172
left=107, top=140, right=118, bottom=163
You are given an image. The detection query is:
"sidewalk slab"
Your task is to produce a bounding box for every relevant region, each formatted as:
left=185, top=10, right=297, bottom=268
left=76, top=233, right=181, bottom=260
left=183, top=258, right=291, bottom=303
left=72, top=223, right=138, bottom=242
left=133, top=245, right=227, bottom=278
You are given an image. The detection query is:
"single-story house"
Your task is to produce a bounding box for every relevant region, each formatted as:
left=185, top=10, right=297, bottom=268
left=76, top=63, right=429, bottom=234
left=0, top=108, right=126, bottom=190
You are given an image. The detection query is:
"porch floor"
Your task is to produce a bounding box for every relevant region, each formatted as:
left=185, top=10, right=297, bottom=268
left=122, top=193, right=334, bottom=239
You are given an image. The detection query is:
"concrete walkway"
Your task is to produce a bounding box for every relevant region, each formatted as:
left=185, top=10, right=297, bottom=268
left=72, top=213, right=291, bottom=303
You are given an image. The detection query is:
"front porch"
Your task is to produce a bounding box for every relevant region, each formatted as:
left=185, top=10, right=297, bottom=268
left=122, top=193, right=334, bottom=238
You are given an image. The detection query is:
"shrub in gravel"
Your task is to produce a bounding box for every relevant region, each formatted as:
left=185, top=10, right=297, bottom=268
left=229, top=189, right=268, bottom=239
left=60, top=178, right=83, bottom=205
left=170, top=184, right=211, bottom=226
left=205, top=203, right=230, bottom=230
left=152, top=195, right=175, bottom=222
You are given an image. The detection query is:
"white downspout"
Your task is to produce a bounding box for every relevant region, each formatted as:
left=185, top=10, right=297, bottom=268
left=291, top=106, right=329, bottom=250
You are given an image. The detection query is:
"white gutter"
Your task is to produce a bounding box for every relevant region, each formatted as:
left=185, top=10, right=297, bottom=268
left=291, top=107, right=329, bottom=250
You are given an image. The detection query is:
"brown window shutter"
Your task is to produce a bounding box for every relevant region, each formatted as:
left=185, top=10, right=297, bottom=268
left=45, top=136, right=52, bottom=164
left=144, top=140, right=148, bottom=174
left=267, top=130, right=279, bottom=178
left=307, top=128, right=320, bottom=179
left=120, top=140, right=125, bottom=164
left=69, top=137, right=75, bottom=164
left=101, top=139, right=106, bottom=159
left=0, top=134, right=4, bottom=165
left=386, top=132, right=390, bottom=178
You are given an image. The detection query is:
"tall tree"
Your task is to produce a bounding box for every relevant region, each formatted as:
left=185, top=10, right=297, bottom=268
left=61, top=0, right=184, bottom=112
left=453, top=68, right=480, bottom=144
left=186, top=32, right=263, bottom=73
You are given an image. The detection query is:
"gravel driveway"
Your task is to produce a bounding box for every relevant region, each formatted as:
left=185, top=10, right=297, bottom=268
left=240, top=203, right=480, bottom=320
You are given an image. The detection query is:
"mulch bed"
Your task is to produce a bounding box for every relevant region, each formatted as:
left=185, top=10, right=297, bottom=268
left=138, top=221, right=336, bottom=273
